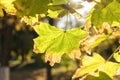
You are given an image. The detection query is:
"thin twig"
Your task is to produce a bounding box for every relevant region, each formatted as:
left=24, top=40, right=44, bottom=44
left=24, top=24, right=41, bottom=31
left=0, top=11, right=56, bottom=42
left=61, top=4, right=83, bottom=19
left=106, top=46, right=120, bottom=61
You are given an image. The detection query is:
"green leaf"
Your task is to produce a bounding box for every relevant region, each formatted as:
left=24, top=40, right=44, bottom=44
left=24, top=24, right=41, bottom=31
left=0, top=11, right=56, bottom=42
left=102, top=0, right=120, bottom=24
left=113, top=52, right=120, bottom=62
left=52, top=0, right=67, bottom=5
left=86, top=71, right=112, bottom=80
left=72, top=53, right=105, bottom=79
left=13, top=0, right=49, bottom=17
left=33, top=22, right=87, bottom=66
left=48, top=2, right=82, bottom=19
left=90, top=0, right=120, bottom=26
left=91, top=5, right=104, bottom=27
left=47, top=8, right=68, bottom=18
left=47, top=9, right=63, bottom=18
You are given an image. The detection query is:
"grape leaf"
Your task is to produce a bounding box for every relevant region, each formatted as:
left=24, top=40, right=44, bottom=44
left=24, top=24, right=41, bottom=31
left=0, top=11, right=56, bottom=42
left=90, top=0, right=120, bottom=26
left=113, top=52, right=120, bottom=62
left=72, top=53, right=105, bottom=79
left=33, top=22, right=87, bottom=66
left=13, top=0, right=49, bottom=17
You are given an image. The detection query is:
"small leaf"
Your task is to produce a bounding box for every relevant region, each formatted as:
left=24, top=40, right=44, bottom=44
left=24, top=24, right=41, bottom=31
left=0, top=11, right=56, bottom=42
left=48, top=5, right=68, bottom=18
left=47, top=9, right=63, bottom=18
left=113, top=52, right=120, bottom=62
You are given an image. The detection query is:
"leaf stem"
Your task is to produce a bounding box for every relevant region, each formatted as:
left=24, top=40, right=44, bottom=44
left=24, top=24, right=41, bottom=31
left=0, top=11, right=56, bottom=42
left=65, top=11, right=69, bottom=31
left=106, top=46, right=120, bottom=61
left=64, top=1, right=69, bottom=31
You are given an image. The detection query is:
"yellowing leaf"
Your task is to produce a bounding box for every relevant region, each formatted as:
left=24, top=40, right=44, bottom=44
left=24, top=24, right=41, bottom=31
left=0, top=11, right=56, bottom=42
left=73, top=53, right=120, bottom=79
left=21, top=15, right=39, bottom=26
left=90, top=34, right=108, bottom=49
left=80, top=34, right=108, bottom=54
left=45, top=53, right=62, bottom=66
left=99, top=22, right=113, bottom=34
left=72, top=53, right=105, bottom=79
left=0, top=6, right=4, bottom=17
left=33, top=22, right=87, bottom=66
left=114, top=52, right=120, bottom=62
left=0, top=0, right=16, bottom=14
left=99, top=62, right=120, bottom=78
left=68, top=49, right=81, bottom=59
